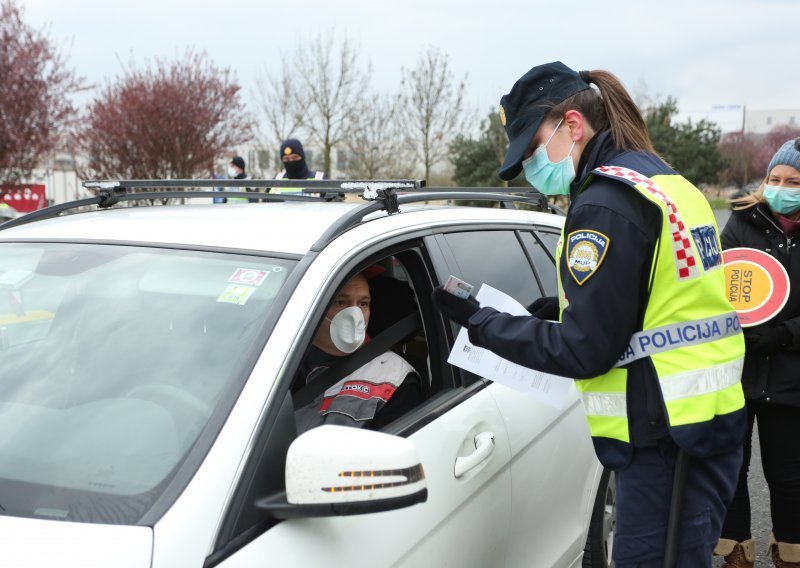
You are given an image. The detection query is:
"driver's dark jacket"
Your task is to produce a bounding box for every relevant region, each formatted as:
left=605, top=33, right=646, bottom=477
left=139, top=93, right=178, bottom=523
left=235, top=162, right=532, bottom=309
left=468, top=131, right=687, bottom=455
left=294, top=346, right=422, bottom=433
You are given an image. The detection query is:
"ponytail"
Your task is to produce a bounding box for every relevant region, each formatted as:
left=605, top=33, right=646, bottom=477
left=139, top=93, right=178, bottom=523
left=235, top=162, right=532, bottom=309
left=548, top=69, right=655, bottom=153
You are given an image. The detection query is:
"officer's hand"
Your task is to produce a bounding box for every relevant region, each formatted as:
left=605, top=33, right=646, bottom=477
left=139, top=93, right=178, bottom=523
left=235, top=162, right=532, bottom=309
left=526, top=296, right=559, bottom=320
left=431, top=286, right=480, bottom=328
left=744, top=324, right=792, bottom=354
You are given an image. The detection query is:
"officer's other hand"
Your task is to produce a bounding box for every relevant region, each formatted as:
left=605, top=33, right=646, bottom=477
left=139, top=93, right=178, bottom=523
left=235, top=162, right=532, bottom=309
left=431, top=286, right=480, bottom=327
left=526, top=296, right=559, bottom=320
left=744, top=324, right=792, bottom=354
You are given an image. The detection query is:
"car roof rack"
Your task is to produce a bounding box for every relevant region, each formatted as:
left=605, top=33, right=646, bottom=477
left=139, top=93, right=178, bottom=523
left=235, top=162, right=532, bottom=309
left=0, top=179, right=562, bottom=245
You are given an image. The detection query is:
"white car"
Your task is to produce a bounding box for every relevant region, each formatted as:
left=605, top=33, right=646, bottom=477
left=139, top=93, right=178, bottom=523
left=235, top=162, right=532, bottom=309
left=0, top=184, right=614, bottom=568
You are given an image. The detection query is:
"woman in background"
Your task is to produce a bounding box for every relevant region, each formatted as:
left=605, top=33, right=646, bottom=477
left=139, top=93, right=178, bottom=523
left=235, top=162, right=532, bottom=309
left=717, top=138, right=800, bottom=568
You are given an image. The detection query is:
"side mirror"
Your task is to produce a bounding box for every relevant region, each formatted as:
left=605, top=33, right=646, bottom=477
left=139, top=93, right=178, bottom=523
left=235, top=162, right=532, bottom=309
left=257, top=425, right=427, bottom=519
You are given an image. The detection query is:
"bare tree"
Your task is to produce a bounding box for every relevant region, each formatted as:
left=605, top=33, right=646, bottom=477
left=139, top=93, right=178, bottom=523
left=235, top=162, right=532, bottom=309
left=77, top=50, right=252, bottom=180
left=397, top=46, right=468, bottom=181
left=753, top=124, right=800, bottom=178
left=718, top=132, right=761, bottom=188
left=252, top=56, right=304, bottom=172
left=283, top=31, right=370, bottom=176
left=0, top=0, right=83, bottom=183
left=343, top=93, right=416, bottom=179
left=252, top=32, right=369, bottom=177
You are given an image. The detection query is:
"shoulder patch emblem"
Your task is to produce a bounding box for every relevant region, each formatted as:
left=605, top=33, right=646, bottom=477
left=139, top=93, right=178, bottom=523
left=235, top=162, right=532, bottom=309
left=689, top=224, right=722, bottom=271
left=566, top=230, right=610, bottom=285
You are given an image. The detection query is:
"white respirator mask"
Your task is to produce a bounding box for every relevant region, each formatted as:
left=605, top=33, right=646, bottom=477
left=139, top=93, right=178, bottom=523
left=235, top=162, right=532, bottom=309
left=327, top=306, right=366, bottom=354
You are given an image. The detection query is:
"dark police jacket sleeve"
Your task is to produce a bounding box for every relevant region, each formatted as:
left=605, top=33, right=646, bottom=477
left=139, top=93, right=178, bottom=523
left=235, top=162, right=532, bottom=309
left=467, top=180, right=657, bottom=380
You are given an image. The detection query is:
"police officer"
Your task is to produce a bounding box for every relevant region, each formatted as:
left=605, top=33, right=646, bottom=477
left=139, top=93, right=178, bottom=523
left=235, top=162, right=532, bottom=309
left=431, top=61, right=747, bottom=567
left=275, top=139, right=325, bottom=182
left=273, top=139, right=342, bottom=201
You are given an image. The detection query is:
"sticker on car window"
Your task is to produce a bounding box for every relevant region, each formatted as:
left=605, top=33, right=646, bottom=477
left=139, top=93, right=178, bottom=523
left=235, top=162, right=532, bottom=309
left=228, top=268, right=270, bottom=286
left=217, top=284, right=256, bottom=305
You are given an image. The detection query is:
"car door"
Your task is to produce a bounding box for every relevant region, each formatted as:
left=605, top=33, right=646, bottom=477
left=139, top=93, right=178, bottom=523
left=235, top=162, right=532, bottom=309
left=214, top=238, right=513, bottom=568
left=434, top=227, right=601, bottom=568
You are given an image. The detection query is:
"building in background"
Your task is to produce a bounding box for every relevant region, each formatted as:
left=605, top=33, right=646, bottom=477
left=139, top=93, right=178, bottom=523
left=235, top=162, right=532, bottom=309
left=744, top=108, right=799, bottom=135
left=677, top=105, right=800, bottom=136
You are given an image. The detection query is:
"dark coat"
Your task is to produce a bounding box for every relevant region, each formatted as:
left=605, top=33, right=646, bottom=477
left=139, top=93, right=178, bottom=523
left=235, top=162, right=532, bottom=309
left=721, top=203, right=800, bottom=407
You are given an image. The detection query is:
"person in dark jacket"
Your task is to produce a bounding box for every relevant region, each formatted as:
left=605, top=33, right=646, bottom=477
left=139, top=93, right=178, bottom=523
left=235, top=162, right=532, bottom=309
left=276, top=139, right=324, bottom=181
left=716, top=138, right=800, bottom=568
left=431, top=61, right=746, bottom=567
left=219, top=156, right=259, bottom=203
left=272, top=139, right=343, bottom=201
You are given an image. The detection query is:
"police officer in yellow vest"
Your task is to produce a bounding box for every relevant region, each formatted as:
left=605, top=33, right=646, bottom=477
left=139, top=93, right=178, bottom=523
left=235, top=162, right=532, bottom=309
left=431, top=62, right=746, bottom=567
left=272, top=139, right=343, bottom=201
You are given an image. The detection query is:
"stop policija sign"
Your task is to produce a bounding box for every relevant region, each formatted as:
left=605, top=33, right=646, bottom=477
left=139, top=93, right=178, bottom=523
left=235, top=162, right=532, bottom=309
left=723, top=247, right=790, bottom=327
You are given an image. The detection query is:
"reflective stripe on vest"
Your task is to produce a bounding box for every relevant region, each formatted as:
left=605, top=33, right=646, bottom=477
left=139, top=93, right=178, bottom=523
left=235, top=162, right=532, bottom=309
left=581, top=357, right=743, bottom=417
left=559, top=161, right=745, bottom=459
left=615, top=311, right=741, bottom=366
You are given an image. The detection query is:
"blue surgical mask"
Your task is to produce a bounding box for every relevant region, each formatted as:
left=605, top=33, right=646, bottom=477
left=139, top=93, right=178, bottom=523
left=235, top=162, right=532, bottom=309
left=521, top=118, right=576, bottom=196
left=764, top=184, right=800, bottom=214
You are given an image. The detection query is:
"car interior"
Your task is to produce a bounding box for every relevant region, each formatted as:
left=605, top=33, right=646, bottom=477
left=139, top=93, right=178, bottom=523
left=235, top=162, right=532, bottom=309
left=289, top=249, right=438, bottom=423
left=213, top=227, right=566, bottom=554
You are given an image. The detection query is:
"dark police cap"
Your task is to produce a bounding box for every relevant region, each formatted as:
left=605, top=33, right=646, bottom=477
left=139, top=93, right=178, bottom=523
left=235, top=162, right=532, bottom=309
left=280, top=138, right=305, bottom=159
left=498, top=61, right=590, bottom=181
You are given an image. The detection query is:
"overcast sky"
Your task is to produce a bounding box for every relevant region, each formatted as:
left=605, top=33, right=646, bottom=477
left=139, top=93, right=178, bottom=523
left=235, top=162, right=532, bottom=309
left=22, top=0, right=800, bottom=128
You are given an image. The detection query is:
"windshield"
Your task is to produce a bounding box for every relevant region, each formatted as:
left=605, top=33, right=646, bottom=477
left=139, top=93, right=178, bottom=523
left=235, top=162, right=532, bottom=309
left=0, top=243, right=294, bottom=525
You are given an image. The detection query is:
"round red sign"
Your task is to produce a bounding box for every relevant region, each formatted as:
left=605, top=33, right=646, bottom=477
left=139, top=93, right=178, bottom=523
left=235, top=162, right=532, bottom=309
left=723, top=247, right=790, bottom=327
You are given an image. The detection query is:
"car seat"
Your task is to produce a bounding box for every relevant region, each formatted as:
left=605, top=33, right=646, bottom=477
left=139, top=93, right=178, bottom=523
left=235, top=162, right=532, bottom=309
left=366, top=272, right=429, bottom=398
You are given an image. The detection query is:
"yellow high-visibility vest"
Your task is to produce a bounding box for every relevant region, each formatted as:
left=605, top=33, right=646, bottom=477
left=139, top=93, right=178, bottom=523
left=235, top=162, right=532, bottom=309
left=271, top=171, right=326, bottom=196
left=556, top=161, right=745, bottom=466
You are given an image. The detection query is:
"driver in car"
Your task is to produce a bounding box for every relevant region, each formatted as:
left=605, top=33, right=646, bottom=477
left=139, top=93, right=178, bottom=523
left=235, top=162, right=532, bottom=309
left=294, top=271, right=423, bottom=433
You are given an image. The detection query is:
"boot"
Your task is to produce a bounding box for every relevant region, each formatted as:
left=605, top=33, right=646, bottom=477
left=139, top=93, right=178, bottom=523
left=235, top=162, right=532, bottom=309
left=770, top=534, right=800, bottom=567
left=714, top=537, right=755, bottom=568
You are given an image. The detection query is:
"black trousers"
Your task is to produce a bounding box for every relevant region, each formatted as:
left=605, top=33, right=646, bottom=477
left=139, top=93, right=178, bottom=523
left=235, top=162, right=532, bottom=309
left=722, top=400, right=800, bottom=543
left=614, top=439, right=741, bottom=567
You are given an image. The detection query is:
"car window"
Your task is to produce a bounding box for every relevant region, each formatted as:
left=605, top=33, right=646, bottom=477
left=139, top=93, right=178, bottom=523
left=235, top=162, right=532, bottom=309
left=291, top=254, right=429, bottom=431
left=520, top=231, right=558, bottom=296
left=441, top=231, right=541, bottom=307
left=0, top=242, right=295, bottom=525
left=216, top=246, right=447, bottom=548
left=535, top=229, right=560, bottom=260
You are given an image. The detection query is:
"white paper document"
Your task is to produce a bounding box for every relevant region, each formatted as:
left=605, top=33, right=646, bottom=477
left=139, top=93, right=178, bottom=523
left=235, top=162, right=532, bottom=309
left=447, top=284, right=575, bottom=409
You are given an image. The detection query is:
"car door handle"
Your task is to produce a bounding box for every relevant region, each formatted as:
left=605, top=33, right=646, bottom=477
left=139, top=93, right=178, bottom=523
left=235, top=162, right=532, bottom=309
left=454, top=431, right=495, bottom=478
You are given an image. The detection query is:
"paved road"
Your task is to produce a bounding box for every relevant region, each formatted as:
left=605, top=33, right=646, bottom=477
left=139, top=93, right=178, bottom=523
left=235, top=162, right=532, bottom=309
left=712, top=208, right=772, bottom=566
left=708, top=425, right=772, bottom=567
left=715, top=208, right=731, bottom=230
